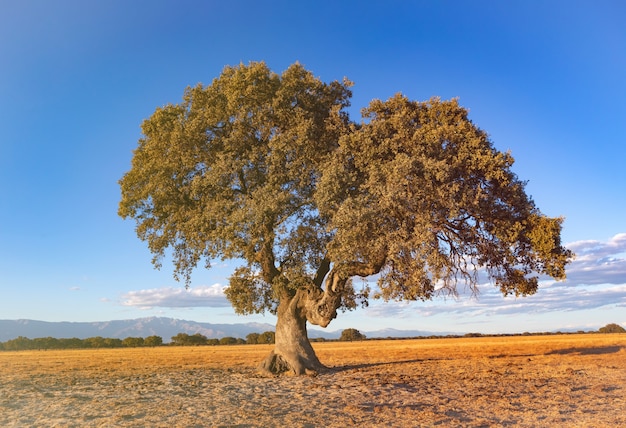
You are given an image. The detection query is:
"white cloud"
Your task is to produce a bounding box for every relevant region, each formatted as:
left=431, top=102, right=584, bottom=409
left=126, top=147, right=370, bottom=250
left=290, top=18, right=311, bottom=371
left=121, top=284, right=230, bottom=309
left=364, top=283, right=626, bottom=320
left=363, top=233, right=626, bottom=319
left=117, top=234, right=626, bottom=317
left=564, top=233, right=626, bottom=285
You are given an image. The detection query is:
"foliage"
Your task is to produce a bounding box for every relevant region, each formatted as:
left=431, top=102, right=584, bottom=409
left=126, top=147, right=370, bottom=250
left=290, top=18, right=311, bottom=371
left=119, top=62, right=574, bottom=375
left=319, top=95, right=572, bottom=299
left=122, top=337, right=145, bottom=347
left=119, top=61, right=572, bottom=320
left=340, top=328, right=366, bottom=341
left=258, top=331, right=275, bottom=344
left=104, top=338, right=123, bottom=347
left=219, top=336, right=238, bottom=345
left=246, top=333, right=260, bottom=344
left=2, top=336, right=34, bottom=351
left=84, top=337, right=121, bottom=348
left=170, top=333, right=208, bottom=346
left=245, top=332, right=275, bottom=344
left=119, top=61, right=352, bottom=305
left=144, top=335, right=164, bottom=347
left=4, top=329, right=619, bottom=351
left=598, top=323, right=626, bottom=333
left=0, top=333, right=273, bottom=351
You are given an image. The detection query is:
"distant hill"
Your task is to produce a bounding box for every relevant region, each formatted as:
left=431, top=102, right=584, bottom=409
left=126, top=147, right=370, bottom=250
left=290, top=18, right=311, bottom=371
left=0, top=317, right=275, bottom=343
left=0, top=317, right=447, bottom=343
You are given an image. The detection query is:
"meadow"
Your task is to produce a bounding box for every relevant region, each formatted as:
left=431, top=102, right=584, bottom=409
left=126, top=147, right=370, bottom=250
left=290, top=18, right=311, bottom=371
left=1, top=334, right=624, bottom=427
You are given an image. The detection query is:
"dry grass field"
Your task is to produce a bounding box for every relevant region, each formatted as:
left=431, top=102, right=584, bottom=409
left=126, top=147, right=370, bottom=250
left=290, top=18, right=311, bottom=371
left=1, top=334, right=624, bottom=427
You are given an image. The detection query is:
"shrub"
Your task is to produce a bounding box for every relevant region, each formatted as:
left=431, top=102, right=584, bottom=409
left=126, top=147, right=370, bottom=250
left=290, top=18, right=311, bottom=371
left=598, top=323, right=626, bottom=333
left=340, top=328, right=366, bottom=341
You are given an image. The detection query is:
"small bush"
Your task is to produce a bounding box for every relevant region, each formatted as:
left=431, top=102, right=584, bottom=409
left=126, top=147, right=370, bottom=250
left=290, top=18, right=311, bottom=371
left=340, top=328, right=366, bottom=341
left=598, top=323, right=626, bottom=333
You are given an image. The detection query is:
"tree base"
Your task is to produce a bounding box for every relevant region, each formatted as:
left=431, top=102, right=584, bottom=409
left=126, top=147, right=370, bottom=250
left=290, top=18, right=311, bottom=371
left=258, top=349, right=327, bottom=376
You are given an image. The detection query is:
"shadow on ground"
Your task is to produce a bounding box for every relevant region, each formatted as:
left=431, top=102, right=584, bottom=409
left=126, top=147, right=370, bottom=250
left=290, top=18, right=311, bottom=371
left=330, top=358, right=438, bottom=373
left=545, top=346, right=624, bottom=355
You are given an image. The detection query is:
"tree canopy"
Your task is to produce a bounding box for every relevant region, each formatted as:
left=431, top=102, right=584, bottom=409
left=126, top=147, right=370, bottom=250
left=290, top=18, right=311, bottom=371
left=598, top=323, right=626, bottom=333
left=119, top=61, right=572, bottom=374
left=340, top=328, right=366, bottom=341
left=318, top=94, right=571, bottom=300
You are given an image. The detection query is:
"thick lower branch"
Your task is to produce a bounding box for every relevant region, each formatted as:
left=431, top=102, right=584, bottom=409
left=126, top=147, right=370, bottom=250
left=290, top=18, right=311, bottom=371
left=256, top=240, right=280, bottom=284
left=313, top=257, right=331, bottom=288
left=307, top=258, right=386, bottom=327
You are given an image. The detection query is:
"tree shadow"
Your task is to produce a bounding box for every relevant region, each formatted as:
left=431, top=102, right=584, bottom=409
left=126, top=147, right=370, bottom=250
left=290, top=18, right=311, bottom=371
left=326, top=345, right=625, bottom=373
left=545, top=346, right=624, bottom=355
left=329, top=358, right=441, bottom=373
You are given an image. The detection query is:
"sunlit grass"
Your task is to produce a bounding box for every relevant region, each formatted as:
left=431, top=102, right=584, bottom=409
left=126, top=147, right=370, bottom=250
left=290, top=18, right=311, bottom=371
left=2, top=333, right=624, bottom=376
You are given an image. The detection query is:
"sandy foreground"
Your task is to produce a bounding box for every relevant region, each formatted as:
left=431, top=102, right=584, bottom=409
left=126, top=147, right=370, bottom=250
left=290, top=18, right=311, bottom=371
left=1, top=334, right=624, bottom=427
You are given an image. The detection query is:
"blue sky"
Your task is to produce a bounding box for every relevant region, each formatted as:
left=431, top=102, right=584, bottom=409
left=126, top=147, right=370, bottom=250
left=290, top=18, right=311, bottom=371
left=1, top=0, right=625, bottom=334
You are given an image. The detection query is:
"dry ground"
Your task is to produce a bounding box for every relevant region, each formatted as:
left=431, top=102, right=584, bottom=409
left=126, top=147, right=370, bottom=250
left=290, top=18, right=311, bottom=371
left=1, top=334, right=624, bottom=427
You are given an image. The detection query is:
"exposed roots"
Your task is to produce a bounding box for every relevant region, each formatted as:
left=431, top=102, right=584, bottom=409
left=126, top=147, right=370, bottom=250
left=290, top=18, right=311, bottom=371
left=258, top=350, right=327, bottom=376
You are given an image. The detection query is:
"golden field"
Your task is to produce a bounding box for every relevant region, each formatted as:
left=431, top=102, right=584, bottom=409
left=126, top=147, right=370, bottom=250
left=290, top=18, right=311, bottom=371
left=1, top=334, right=625, bottom=427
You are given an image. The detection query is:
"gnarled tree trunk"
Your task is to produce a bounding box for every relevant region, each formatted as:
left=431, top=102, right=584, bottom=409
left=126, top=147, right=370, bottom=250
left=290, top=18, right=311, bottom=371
left=258, top=260, right=384, bottom=376
left=258, top=282, right=342, bottom=376
left=258, top=296, right=323, bottom=375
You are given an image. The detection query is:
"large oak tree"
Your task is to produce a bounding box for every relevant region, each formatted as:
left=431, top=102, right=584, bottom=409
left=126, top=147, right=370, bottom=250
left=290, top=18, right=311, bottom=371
left=119, top=62, right=572, bottom=375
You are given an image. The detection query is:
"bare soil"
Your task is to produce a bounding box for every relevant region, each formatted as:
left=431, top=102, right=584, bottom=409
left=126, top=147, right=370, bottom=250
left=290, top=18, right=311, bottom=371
left=1, top=334, right=624, bottom=427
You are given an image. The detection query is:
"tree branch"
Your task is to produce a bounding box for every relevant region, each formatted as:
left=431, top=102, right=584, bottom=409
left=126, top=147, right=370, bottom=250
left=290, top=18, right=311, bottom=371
left=312, top=258, right=331, bottom=288
left=256, top=239, right=280, bottom=285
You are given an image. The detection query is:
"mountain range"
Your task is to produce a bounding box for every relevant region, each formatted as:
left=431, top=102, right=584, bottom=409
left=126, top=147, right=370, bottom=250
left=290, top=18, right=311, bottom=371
left=0, top=317, right=442, bottom=343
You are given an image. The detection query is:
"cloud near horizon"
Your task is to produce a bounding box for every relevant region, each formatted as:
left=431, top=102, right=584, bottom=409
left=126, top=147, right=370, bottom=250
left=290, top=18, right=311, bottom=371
left=120, top=234, right=626, bottom=316
left=563, top=233, right=626, bottom=286
left=364, top=233, right=626, bottom=319
left=121, top=284, right=230, bottom=309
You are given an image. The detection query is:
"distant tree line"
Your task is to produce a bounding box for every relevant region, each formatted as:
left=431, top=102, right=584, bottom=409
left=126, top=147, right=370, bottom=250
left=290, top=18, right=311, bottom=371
left=0, top=331, right=277, bottom=351
left=1, top=324, right=623, bottom=351
left=170, top=331, right=277, bottom=346
left=0, top=335, right=165, bottom=351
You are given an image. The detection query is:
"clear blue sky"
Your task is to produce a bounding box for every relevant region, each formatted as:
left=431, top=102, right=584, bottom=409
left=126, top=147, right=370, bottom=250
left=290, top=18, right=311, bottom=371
left=1, top=0, right=625, bottom=334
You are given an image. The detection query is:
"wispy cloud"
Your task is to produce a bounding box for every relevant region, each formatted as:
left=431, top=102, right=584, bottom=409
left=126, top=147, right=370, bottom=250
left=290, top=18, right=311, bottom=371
left=564, top=233, right=626, bottom=285
left=118, top=234, right=626, bottom=316
left=365, top=283, right=626, bottom=320
left=121, top=284, right=230, bottom=309
left=365, top=233, right=626, bottom=319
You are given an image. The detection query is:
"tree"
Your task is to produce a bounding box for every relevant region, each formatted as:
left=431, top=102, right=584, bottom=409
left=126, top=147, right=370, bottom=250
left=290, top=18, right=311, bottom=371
left=144, top=335, right=163, bottom=347
left=84, top=336, right=107, bottom=348
left=219, top=336, right=238, bottom=345
left=33, top=337, right=60, bottom=350
left=119, top=61, right=573, bottom=375
left=104, top=338, right=123, bottom=348
left=598, top=323, right=626, bottom=333
left=3, top=336, right=32, bottom=351
left=122, top=337, right=145, bottom=347
left=62, top=338, right=84, bottom=349
left=246, top=332, right=261, bottom=344
left=171, top=333, right=208, bottom=346
left=170, top=333, right=189, bottom=346
left=340, top=328, right=366, bottom=341
left=258, top=331, right=276, bottom=344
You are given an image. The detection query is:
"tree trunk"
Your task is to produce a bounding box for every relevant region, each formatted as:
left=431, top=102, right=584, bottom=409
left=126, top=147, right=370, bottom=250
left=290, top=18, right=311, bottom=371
left=258, top=292, right=326, bottom=376
left=258, top=265, right=376, bottom=376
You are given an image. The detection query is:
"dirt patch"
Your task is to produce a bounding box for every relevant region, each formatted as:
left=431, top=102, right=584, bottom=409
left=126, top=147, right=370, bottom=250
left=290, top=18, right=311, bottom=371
left=1, top=334, right=624, bottom=426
